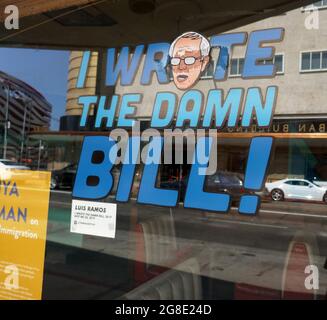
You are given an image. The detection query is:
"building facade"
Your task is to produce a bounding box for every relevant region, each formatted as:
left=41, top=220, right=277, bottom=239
left=0, top=71, right=52, bottom=163
left=62, top=5, right=327, bottom=131
left=57, top=5, right=327, bottom=182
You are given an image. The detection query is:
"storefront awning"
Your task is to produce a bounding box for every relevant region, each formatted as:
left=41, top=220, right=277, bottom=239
left=0, top=0, right=315, bottom=49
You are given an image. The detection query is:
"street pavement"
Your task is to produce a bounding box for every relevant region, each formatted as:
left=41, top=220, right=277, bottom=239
left=42, top=189, right=327, bottom=299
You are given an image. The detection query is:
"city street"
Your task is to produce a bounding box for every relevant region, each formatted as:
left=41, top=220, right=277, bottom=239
left=42, top=189, right=327, bottom=299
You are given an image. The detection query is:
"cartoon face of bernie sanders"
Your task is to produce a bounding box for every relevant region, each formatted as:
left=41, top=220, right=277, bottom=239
left=169, top=31, right=211, bottom=90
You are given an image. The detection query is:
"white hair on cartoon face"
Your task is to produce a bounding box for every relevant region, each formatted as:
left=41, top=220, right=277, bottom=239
left=169, top=31, right=211, bottom=57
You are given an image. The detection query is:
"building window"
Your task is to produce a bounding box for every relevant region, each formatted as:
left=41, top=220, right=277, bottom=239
left=303, top=1, right=327, bottom=10
left=259, top=54, right=284, bottom=74
left=201, top=59, right=215, bottom=79
left=300, top=51, right=327, bottom=72
left=229, top=54, right=284, bottom=77
left=275, top=54, right=284, bottom=73
left=229, top=58, right=244, bottom=76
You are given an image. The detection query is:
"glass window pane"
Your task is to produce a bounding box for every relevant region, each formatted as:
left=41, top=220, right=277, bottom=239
left=301, top=52, right=310, bottom=70
left=2, top=1, right=327, bottom=302
left=311, top=52, right=321, bottom=69
left=230, top=59, right=238, bottom=75
left=275, top=55, right=283, bottom=72
left=239, top=58, right=244, bottom=75
left=322, top=51, right=327, bottom=69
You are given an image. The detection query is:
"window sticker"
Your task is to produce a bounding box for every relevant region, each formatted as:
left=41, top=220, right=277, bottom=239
left=71, top=199, right=117, bottom=239
left=72, top=28, right=284, bottom=218
left=0, top=170, right=51, bottom=300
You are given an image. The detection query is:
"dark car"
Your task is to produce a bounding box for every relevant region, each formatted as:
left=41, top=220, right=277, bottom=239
left=51, top=164, right=77, bottom=190
left=51, top=164, right=121, bottom=191
left=204, top=171, right=246, bottom=205
left=160, top=171, right=246, bottom=204
left=160, top=176, right=188, bottom=202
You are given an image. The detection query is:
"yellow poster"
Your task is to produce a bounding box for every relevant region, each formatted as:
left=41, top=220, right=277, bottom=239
left=0, top=170, right=51, bottom=300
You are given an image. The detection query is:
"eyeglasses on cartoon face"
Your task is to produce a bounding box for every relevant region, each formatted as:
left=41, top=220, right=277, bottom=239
left=170, top=56, right=203, bottom=66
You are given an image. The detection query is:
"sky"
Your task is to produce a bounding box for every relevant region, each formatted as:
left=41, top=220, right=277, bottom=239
left=0, top=48, right=70, bottom=130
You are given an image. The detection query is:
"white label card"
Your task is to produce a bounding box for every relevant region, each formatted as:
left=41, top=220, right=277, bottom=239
left=71, top=200, right=117, bottom=238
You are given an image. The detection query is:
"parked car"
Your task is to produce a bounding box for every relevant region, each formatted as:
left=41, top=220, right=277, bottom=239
left=51, top=164, right=77, bottom=190
left=0, top=159, right=30, bottom=180
left=311, top=177, right=327, bottom=188
left=160, top=171, right=246, bottom=204
left=205, top=171, right=246, bottom=205
left=266, top=178, right=327, bottom=203
left=51, top=164, right=120, bottom=191
left=160, top=176, right=188, bottom=202
left=0, top=159, right=30, bottom=170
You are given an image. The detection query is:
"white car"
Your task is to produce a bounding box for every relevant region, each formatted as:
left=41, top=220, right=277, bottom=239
left=0, top=159, right=30, bottom=180
left=266, top=178, right=327, bottom=203
left=0, top=159, right=30, bottom=170
left=312, top=179, right=327, bottom=188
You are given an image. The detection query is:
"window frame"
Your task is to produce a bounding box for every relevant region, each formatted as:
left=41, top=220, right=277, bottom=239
left=260, top=53, right=285, bottom=75
left=299, top=49, right=327, bottom=73
left=229, top=57, right=245, bottom=77
left=229, top=53, right=284, bottom=77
